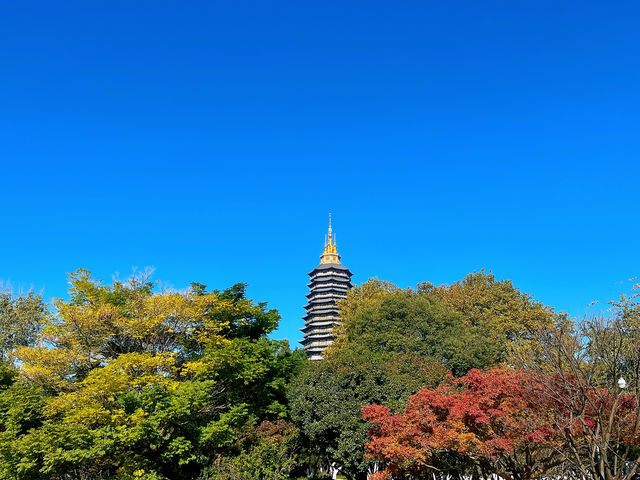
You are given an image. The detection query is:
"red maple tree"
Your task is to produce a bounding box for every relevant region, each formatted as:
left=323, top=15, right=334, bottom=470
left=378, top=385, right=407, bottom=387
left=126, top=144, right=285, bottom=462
left=363, top=367, right=569, bottom=480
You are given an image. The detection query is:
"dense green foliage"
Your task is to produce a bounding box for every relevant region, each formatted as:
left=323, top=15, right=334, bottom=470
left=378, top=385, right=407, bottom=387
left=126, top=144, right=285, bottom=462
left=201, top=420, right=301, bottom=480
left=290, top=273, right=557, bottom=480
left=289, top=350, right=448, bottom=480
left=0, top=289, right=47, bottom=362
left=0, top=269, right=562, bottom=479
left=332, top=274, right=554, bottom=375
left=0, top=270, right=306, bottom=480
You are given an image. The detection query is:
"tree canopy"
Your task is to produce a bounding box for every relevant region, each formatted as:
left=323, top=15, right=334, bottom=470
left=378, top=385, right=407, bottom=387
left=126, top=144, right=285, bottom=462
left=0, top=267, right=621, bottom=480
left=364, top=367, right=568, bottom=480
left=289, top=272, right=557, bottom=479
left=0, top=288, right=47, bottom=363
left=0, top=269, right=306, bottom=480
left=331, top=273, right=555, bottom=375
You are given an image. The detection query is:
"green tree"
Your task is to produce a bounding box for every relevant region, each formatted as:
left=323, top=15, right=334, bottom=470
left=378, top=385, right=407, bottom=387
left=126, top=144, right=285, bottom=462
left=0, top=269, right=305, bottom=480
left=430, top=271, right=555, bottom=355
left=331, top=278, right=499, bottom=375
left=201, top=420, right=302, bottom=480
left=0, top=289, right=47, bottom=363
left=289, top=349, right=448, bottom=480
left=333, top=274, right=555, bottom=375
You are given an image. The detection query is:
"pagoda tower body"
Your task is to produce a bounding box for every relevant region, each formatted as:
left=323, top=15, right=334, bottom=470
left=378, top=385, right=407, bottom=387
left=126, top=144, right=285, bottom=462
left=301, top=215, right=353, bottom=360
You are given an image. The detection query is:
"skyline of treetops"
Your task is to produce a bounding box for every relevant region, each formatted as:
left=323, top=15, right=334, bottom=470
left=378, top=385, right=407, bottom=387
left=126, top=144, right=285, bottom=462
left=1, top=266, right=638, bottom=479
left=2, top=214, right=636, bottom=347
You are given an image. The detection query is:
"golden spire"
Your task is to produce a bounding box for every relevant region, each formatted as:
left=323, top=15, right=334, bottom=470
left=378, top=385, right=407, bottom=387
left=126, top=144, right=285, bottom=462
left=320, top=213, right=341, bottom=264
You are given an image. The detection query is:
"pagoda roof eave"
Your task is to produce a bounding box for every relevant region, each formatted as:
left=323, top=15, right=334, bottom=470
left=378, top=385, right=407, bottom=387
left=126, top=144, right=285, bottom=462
left=307, top=278, right=353, bottom=287
left=299, top=336, right=335, bottom=345
left=307, top=263, right=353, bottom=276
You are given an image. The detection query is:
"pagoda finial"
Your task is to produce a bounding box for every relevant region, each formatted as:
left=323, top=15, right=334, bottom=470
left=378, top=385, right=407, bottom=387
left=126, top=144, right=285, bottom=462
left=321, top=213, right=341, bottom=264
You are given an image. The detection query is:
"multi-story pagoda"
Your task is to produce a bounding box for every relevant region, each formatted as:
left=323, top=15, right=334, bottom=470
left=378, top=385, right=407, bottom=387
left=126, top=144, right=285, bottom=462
left=301, top=215, right=353, bottom=360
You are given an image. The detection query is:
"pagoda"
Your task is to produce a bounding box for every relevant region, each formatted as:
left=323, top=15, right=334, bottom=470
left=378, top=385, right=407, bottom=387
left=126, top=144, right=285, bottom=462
left=301, top=214, right=353, bottom=360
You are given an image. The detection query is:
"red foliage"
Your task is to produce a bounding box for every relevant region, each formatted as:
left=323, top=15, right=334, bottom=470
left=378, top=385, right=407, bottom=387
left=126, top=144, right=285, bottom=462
left=363, top=367, right=567, bottom=479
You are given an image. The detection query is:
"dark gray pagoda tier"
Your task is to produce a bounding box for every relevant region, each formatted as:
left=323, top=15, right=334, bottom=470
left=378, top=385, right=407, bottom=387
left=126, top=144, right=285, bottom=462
left=301, top=216, right=353, bottom=360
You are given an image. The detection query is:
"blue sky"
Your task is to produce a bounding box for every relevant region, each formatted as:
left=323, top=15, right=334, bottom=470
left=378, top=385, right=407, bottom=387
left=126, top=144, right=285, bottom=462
left=1, top=1, right=639, bottom=345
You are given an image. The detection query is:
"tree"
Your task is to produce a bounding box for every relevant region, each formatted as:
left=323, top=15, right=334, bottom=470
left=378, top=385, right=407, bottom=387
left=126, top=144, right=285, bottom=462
left=331, top=275, right=555, bottom=377
left=327, top=279, right=496, bottom=377
left=428, top=271, right=556, bottom=370
left=429, top=271, right=554, bottom=339
left=0, top=269, right=306, bottom=480
left=201, top=420, right=302, bottom=480
left=0, top=289, right=47, bottom=363
left=512, top=287, right=640, bottom=480
left=363, top=367, right=568, bottom=480
left=289, top=349, right=448, bottom=480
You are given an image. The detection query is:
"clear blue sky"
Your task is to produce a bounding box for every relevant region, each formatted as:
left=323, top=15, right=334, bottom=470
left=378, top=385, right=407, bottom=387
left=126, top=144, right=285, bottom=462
left=1, top=1, right=639, bottom=345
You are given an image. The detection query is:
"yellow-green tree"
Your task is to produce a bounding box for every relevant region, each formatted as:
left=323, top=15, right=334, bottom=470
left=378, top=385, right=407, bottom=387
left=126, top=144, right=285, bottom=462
left=0, top=269, right=305, bottom=480
left=429, top=270, right=555, bottom=343
left=0, top=289, right=47, bottom=363
left=332, top=273, right=556, bottom=374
